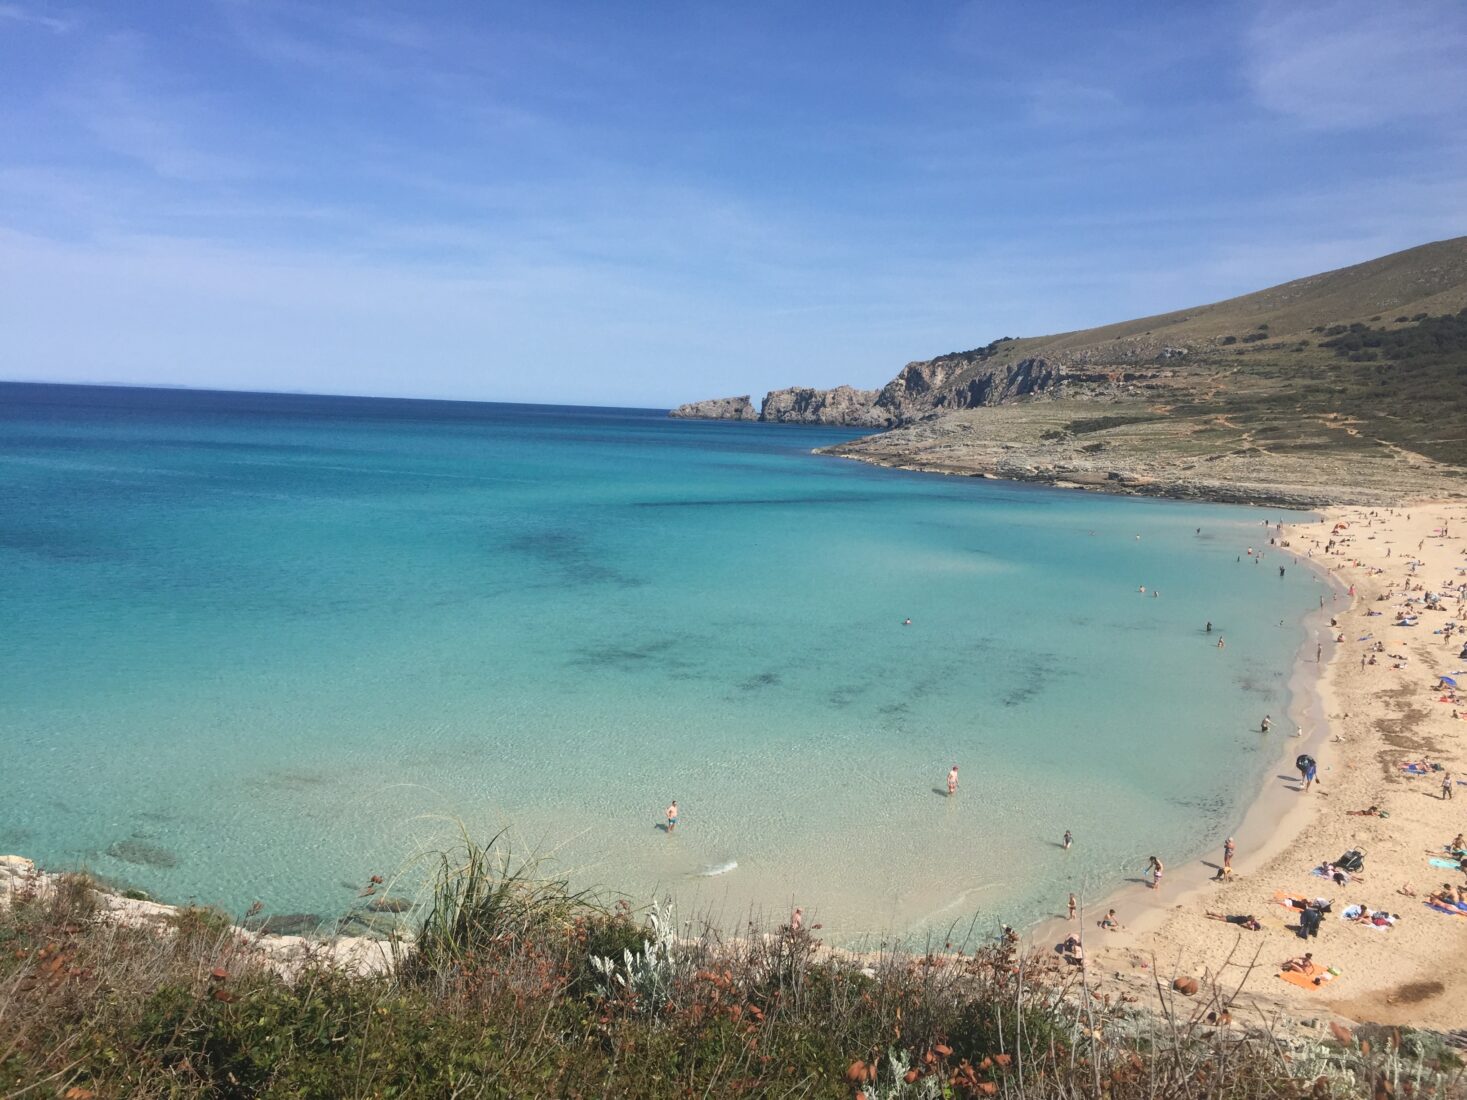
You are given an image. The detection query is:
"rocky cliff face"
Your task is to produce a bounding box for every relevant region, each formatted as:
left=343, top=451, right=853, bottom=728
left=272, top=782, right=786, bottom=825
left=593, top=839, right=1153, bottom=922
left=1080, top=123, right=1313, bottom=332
left=759, top=385, right=889, bottom=427
left=669, top=344, right=1170, bottom=428
left=668, top=395, right=759, bottom=421
left=876, top=355, right=1064, bottom=420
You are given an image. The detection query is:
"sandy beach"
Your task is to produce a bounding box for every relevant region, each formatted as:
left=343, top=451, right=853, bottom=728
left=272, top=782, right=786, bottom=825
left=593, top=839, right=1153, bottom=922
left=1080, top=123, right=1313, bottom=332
left=1044, top=502, right=1467, bottom=1030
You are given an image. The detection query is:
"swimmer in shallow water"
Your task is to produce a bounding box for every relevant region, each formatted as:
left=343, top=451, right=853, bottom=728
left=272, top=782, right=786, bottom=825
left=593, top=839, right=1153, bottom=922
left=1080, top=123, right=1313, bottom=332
left=1147, top=855, right=1164, bottom=891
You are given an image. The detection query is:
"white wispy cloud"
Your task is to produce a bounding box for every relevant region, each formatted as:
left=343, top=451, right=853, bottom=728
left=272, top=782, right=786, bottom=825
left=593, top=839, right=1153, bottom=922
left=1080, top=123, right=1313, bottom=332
left=58, top=32, right=264, bottom=182
left=0, top=2, right=78, bottom=33
left=1245, top=0, right=1467, bottom=130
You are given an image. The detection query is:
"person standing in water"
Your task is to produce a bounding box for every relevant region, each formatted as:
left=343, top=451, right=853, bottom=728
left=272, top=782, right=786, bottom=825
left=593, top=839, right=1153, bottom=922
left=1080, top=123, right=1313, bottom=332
left=946, top=765, right=959, bottom=796
left=1063, top=829, right=1073, bottom=850
left=1261, top=715, right=1272, bottom=733
left=1067, top=893, right=1077, bottom=920
left=1147, top=855, right=1164, bottom=891
left=665, top=801, right=679, bottom=833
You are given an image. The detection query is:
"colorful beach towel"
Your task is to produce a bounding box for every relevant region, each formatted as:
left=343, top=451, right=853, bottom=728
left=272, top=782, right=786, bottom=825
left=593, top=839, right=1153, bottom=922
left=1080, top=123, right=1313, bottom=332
left=1278, top=963, right=1337, bottom=991
left=1429, top=857, right=1462, bottom=870
left=1425, top=902, right=1467, bottom=918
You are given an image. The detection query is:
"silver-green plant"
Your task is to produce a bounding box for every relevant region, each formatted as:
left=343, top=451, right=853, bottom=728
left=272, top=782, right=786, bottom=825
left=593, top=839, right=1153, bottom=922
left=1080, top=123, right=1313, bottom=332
left=860, top=1046, right=946, bottom=1100
left=590, top=896, right=681, bottom=1014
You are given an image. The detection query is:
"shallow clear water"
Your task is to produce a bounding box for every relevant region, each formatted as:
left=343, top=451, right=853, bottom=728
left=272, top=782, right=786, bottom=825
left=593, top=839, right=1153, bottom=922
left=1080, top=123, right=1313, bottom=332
left=0, top=383, right=1324, bottom=940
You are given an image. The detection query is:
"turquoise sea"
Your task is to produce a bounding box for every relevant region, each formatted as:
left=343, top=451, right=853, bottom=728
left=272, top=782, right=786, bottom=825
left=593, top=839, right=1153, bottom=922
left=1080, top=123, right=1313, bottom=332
left=0, top=383, right=1324, bottom=940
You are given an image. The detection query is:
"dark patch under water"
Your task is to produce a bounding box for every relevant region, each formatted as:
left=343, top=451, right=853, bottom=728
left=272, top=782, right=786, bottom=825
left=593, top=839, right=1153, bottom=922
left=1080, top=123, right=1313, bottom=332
left=106, top=839, right=180, bottom=869
left=738, top=671, right=783, bottom=691
left=501, top=528, right=642, bottom=589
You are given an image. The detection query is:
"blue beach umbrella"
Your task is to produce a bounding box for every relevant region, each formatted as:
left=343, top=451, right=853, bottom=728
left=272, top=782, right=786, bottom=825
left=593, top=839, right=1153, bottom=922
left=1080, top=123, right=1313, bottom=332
left=1441, top=676, right=1459, bottom=687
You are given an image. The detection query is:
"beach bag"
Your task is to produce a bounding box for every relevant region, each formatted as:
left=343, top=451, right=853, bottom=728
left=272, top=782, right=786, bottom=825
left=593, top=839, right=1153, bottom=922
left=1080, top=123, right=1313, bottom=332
left=1336, top=849, right=1364, bottom=873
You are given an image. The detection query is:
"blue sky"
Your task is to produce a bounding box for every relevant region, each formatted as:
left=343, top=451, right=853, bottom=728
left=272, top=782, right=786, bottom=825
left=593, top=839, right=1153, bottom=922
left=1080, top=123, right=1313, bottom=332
left=2, top=1, right=1465, bottom=407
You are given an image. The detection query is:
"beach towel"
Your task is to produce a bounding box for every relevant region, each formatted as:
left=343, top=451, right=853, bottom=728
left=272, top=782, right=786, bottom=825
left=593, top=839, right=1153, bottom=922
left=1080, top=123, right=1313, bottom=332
left=1429, top=857, right=1463, bottom=870
left=1402, top=764, right=1429, bottom=775
left=1274, top=891, right=1309, bottom=911
left=1426, top=902, right=1467, bottom=918
left=1339, top=906, right=1395, bottom=930
left=1278, top=963, right=1337, bottom=991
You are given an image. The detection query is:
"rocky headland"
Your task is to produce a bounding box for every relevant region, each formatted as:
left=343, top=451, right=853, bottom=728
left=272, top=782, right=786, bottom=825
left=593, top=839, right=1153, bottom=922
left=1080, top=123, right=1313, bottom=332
left=669, top=236, right=1467, bottom=506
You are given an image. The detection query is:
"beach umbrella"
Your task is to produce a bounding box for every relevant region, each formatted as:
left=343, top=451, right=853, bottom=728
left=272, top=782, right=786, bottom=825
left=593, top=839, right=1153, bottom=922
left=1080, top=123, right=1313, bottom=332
left=1442, top=676, right=1459, bottom=687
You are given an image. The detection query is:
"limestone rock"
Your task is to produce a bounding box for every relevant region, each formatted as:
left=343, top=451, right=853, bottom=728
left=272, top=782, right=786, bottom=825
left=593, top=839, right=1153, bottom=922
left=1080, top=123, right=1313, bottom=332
left=667, top=395, right=758, bottom=421
left=759, top=385, right=888, bottom=427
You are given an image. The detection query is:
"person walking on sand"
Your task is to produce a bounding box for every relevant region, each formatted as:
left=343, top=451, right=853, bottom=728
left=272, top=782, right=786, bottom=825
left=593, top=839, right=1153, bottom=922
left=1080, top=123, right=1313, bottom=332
left=1146, top=855, right=1164, bottom=891
left=1068, top=893, right=1077, bottom=920
left=665, top=801, right=679, bottom=833
left=1063, top=829, right=1073, bottom=850
left=1223, top=836, right=1235, bottom=874
left=1444, top=772, right=1455, bottom=801
left=1295, top=753, right=1314, bottom=789
left=947, top=764, right=959, bottom=796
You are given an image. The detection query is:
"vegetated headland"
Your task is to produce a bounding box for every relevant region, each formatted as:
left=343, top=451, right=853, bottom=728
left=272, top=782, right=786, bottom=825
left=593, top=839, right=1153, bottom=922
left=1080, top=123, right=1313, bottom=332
left=673, top=236, right=1467, bottom=507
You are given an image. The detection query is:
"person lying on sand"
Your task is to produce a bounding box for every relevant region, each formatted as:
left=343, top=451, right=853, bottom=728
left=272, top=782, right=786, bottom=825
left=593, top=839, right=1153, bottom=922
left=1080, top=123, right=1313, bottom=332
left=1428, top=884, right=1467, bottom=911
left=1399, top=884, right=1417, bottom=897
left=1281, top=953, right=1315, bottom=973
left=1347, top=805, right=1386, bottom=817
left=1318, top=862, right=1363, bottom=884
left=1205, top=912, right=1261, bottom=930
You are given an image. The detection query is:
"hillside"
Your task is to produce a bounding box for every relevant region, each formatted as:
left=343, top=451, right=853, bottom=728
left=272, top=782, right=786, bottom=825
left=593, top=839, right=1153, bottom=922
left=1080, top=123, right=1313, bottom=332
left=674, top=236, right=1467, bottom=504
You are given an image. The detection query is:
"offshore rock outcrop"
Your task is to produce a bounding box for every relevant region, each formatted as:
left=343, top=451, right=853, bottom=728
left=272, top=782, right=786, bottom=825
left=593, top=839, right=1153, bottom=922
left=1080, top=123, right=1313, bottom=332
left=667, top=395, right=759, bottom=421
